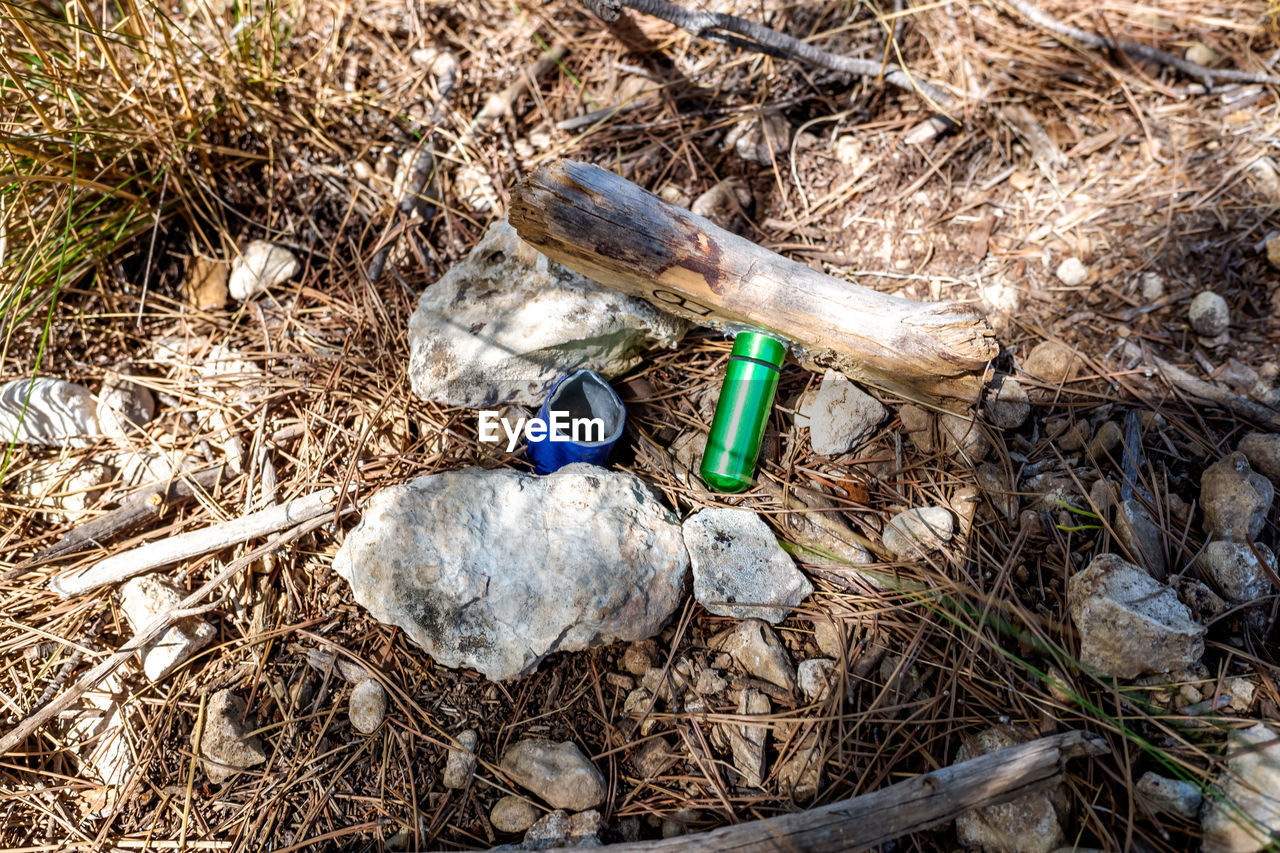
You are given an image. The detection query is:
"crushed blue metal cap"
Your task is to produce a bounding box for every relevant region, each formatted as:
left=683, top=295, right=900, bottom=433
left=526, top=369, right=626, bottom=474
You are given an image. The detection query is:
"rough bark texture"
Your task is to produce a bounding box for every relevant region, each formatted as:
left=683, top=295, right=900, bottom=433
left=509, top=160, right=998, bottom=404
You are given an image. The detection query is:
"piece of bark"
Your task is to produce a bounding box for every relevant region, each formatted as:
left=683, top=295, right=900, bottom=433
left=491, top=730, right=1105, bottom=852
left=509, top=160, right=998, bottom=404
left=50, top=486, right=342, bottom=597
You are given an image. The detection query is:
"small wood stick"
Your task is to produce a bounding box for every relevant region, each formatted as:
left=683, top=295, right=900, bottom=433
left=50, top=486, right=342, bottom=598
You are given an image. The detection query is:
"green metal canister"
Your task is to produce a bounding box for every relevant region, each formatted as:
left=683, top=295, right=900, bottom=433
left=699, top=330, right=787, bottom=493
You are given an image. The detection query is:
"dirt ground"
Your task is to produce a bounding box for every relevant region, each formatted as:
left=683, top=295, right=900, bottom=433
left=2, top=0, right=1279, bottom=849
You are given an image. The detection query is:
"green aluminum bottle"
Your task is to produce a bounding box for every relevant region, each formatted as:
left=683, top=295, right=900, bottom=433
left=700, top=330, right=787, bottom=493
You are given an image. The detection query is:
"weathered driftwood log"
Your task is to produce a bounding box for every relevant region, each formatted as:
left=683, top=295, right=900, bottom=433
left=525, top=730, right=1106, bottom=852
left=509, top=160, right=998, bottom=403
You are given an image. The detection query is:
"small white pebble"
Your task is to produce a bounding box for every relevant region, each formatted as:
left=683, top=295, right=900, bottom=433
left=1055, top=257, right=1088, bottom=286
left=349, top=679, right=387, bottom=734
left=1188, top=291, right=1229, bottom=337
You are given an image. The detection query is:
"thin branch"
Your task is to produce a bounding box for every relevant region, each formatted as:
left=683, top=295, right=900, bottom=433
left=50, top=485, right=344, bottom=597
left=1004, top=0, right=1280, bottom=88
left=583, top=0, right=958, bottom=112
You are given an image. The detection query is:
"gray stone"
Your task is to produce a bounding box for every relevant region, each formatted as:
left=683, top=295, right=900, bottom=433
left=1115, top=496, right=1167, bottom=581
left=1202, top=453, right=1274, bottom=542
left=1189, top=291, right=1230, bottom=337
left=65, top=672, right=131, bottom=816
left=709, top=619, right=795, bottom=692
left=955, top=725, right=1065, bottom=853
left=797, top=658, right=837, bottom=703
left=621, top=641, right=656, bottom=677
left=1175, top=578, right=1228, bottom=623
left=1137, top=771, right=1201, bottom=820
left=900, top=404, right=990, bottom=460
left=724, top=113, right=791, bottom=165
left=12, top=455, right=112, bottom=523
left=1200, top=723, right=1280, bottom=853
left=1066, top=554, right=1205, bottom=678
left=796, top=370, right=886, bottom=455
left=120, top=575, right=216, bottom=681
left=776, top=728, right=822, bottom=801
left=691, top=179, right=752, bottom=231
left=444, top=729, right=478, bottom=789
left=349, top=679, right=387, bottom=733
left=1201, top=541, right=1278, bottom=605
left=332, top=465, right=689, bottom=681
left=407, top=220, right=685, bottom=407
left=1055, top=257, right=1088, bottom=286
left=1238, top=432, right=1280, bottom=484
left=491, top=796, right=540, bottom=833
left=524, top=809, right=602, bottom=848
left=500, top=739, right=606, bottom=811
left=661, top=808, right=699, bottom=838
left=986, top=376, right=1031, bottom=430
left=728, top=687, right=769, bottom=787
left=1022, top=341, right=1080, bottom=386
left=631, top=737, right=678, bottom=778
left=0, top=377, right=98, bottom=446
left=229, top=240, right=300, bottom=301
left=683, top=507, right=812, bottom=624
left=1185, top=41, right=1219, bottom=66
left=96, top=372, right=155, bottom=438
left=1140, top=272, right=1165, bottom=302
left=198, top=690, right=267, bottom=783
left=882, top=507, right=955, bottom=559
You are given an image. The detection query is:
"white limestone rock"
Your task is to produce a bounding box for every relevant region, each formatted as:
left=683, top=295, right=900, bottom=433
left=228, top=240, right=300, bottom=301
left=11, top=455, right=113, bottom=522
left=331, top=464, right=689, bottom=681
left=882, top=507, right=955, bottom=559
left=683, top=507, right=812, bottom=624
left=1055, top=257, right=1088, bottom=286
left=197, top=690, right=268, bottom=783
left=1202, top=452, right=1274, bottom=542
left=1066, top=554, right=1205, bottom=679
left=709, top=618, right=795, bottom=692
left=349, top=679, right=387, bottom=734
left=1200, top=723, right=1280, bottom=853
left=0, top=377, right=99, bottom=446
left=407, top=220, right=686, bottom=407
left=96, top=372, right=155, bottom=438
left=1200, top=541, right=1278, bottom=605
left=500, top=739, right=606, bottom=810
left=491, top=795, right=540, bottom=833
left=797, top=658, right=838, bottom=703
left=443, top=729, right=479, bottom=789
left=796, top=370, right=886, bottom=455
left=120, top=575, right=216, bottom=681
left=1189, top=291, right=1230, bottom=337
